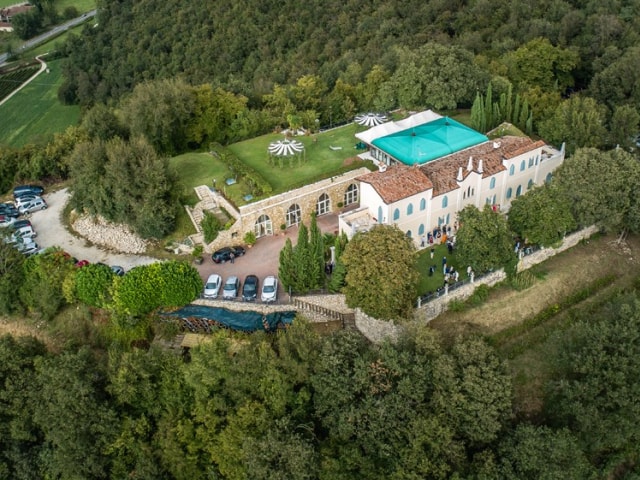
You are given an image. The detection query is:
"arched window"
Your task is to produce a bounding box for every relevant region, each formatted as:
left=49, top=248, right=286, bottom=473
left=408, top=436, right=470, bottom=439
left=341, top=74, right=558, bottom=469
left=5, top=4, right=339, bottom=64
left=420, top=198, right=426, bottom=211
left=442, top=195, right=448, bottom=208
left=406, top=230, right=412, bottom=238
left=393, top=208, right=400, bottom=221
left=528, top=157, right=534, bottom=167
left=527, top=179, right=534, bottom=189
left=520, top=160, right=525, bottom=171
left=490, top=177, right=496, bottom=189
left=316, top=193, right=330, bottom=216
left=407, top=203, right=413, bottom=215
left=445, top=213, right=450, bottom=224
left=344, top=183, right=358, bottom=206
left=545, top=172, right=553, bottom=183
left=506, top=187, right=512, bottom=199
left=285, top=204, right=301, bottom=227
left=516, top=185, right=522, bottom=197
left=418, top=224, right=425, bottom=235
left=254, top=214, right=273, bottom=237
left=377, top=205, right=383, bottom=223
left=509, top=165, right=515, bottom=176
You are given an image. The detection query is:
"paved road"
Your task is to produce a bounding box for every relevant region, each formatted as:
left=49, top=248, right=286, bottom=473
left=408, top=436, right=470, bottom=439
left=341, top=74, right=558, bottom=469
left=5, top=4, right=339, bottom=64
left=0, top=10, right=97, bottom=67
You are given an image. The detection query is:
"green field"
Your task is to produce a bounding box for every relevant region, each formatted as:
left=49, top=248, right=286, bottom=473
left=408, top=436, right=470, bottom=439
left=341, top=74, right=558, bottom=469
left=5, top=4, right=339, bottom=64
left=227, top=124, right=372, bottom=193
left=0, top=59, right=80, bottom=147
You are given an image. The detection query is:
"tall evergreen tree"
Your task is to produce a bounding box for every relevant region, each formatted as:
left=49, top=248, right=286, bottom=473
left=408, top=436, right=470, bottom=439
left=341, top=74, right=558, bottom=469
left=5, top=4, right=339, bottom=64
left=293, top=223, right=311, bottom=293
left=278, top=238, right=295, bottom=293
left=309, top=213, right=325, bottom=289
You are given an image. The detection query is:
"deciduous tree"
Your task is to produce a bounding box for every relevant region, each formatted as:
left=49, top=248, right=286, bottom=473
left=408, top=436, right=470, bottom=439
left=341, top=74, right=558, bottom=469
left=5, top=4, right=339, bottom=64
left=455, top=205, right=514, bottom=274
left=341, top=225, right=418, bottom=321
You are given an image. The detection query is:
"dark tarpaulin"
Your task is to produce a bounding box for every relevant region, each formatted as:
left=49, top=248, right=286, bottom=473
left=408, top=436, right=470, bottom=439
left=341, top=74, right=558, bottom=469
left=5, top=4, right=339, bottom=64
left=161, top=305, right=295, bottom=332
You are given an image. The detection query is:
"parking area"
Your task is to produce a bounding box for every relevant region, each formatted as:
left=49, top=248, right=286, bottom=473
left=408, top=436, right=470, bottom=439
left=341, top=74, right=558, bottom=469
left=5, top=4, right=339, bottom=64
left=193, top=213, right=339, bottom=303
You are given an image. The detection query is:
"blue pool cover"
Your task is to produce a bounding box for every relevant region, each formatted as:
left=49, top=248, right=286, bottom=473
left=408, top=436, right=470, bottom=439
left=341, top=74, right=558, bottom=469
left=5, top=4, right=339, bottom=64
left=372, top=117, right=488, bottom=165
left=162, top=305, right=296, bottom=332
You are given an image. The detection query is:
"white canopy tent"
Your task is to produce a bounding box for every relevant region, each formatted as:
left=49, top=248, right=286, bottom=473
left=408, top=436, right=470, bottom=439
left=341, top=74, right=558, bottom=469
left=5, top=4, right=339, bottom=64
left=268, top=139, right=305, bottom=156
left=354, top=112, right=388, bottom=128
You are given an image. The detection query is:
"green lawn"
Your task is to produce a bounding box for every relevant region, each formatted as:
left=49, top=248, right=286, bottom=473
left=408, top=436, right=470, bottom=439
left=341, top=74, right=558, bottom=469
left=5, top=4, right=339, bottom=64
left=0, top=59, right=80, bottom=147
left=415, top=240, right=470, bottom=295
left=227, top=124, right=372, bottom=194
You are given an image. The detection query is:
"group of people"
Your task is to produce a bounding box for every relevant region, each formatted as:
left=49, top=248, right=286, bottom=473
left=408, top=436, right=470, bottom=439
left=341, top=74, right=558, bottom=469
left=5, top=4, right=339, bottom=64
left=419, top=224, right=457, bottom=249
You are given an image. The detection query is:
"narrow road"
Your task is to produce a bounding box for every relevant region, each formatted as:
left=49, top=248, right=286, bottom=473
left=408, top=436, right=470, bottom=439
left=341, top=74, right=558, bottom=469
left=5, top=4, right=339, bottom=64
left=0, top=10, right=97, bottom=67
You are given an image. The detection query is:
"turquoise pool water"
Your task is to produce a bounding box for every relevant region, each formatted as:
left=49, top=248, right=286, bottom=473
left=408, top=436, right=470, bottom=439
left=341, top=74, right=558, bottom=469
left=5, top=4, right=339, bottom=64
left=372, top=117, right=488, bottom=165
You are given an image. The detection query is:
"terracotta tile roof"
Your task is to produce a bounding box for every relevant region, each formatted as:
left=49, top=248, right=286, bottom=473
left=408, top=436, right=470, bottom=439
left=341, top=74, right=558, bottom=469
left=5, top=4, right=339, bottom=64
left=358, top=165, right=433, bottom=204
left=420, top=136, right=540, bottom=196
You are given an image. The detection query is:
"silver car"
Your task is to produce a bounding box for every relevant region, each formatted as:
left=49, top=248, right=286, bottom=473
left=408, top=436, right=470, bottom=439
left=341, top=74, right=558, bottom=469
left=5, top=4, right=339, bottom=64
left=18, top=198, right=47, bottom=214
left=222, top=276, right=240, bottom=300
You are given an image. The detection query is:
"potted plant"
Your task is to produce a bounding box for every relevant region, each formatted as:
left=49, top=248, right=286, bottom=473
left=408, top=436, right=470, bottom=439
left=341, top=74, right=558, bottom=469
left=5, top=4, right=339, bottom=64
left=192, top=244, right=204, bottom=265
left=244, top=230, right=257, bottom=247
left=280, top=223, right=286, bottom=236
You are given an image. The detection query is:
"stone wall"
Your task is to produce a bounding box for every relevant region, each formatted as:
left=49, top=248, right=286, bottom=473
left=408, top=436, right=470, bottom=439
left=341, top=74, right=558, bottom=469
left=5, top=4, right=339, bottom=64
left=354, top=308, right=402, bottom=343
left=205, top=167, right=369, bottom=252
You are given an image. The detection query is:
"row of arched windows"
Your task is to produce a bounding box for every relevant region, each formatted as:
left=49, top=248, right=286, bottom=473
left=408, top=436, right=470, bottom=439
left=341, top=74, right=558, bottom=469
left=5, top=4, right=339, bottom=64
left=253, top=184, right=359, bottom=237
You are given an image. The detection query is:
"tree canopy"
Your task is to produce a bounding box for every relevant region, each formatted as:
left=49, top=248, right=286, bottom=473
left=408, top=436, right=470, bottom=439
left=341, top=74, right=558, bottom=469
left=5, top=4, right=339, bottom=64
left=341, top=225, right=418, bottom=321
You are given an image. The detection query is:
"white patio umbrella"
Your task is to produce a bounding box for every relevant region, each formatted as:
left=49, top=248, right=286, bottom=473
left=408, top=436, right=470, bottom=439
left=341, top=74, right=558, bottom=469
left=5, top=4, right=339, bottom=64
left=268, top=139, right=305, bottom=156
left=355, top=112, right=388, bottom=128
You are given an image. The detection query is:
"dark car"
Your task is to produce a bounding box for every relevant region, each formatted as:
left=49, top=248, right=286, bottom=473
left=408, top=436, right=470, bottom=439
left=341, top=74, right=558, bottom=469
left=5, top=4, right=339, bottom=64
left=13, top=185, right=44, bottom=199
left=212, top=245, right=247, bottom=263
left=0, top=203, right=19, bottom=218
left=242, top=275, right=259, bottom=301
left=11, top=219, right=32, bottom=230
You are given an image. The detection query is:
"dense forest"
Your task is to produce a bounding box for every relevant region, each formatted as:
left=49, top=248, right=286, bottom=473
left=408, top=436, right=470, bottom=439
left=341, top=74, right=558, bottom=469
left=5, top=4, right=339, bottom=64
left=0, top=286, right=639, bottom=479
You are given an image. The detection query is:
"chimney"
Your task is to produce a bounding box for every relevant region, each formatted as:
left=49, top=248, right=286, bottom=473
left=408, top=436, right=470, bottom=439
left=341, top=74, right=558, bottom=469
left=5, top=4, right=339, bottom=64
left=467, top=156, right=473, bottom=171
left=457, top=166, right=463, bottom=181
left=493, top=141, right=501, bottom=149
left=477, top=159, right=484, bottom=173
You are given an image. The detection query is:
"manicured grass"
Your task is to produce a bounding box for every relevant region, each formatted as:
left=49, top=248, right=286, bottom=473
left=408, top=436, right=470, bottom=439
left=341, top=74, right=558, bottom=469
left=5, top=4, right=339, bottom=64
left=415, top=239, right=470, bottom=295
left=0, top=59, right=80, bottom=147
left=227, top=123, right=371, bottom=194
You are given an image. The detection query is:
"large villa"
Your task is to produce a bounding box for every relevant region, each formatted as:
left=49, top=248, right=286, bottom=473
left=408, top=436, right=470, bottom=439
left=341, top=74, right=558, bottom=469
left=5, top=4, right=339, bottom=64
left=201, top=110, right=565, bottom=250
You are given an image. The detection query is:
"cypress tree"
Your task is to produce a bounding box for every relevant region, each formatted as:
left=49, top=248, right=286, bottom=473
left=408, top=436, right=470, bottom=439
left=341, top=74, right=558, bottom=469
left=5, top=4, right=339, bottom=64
left=470, top=92, right=485, bottom=132
left=309, top=213, right=325, bottom=289
left=484, top=83, right=493, bottom=131
left=293, top=223, right=311, bottom=293
left=513, top=94, right=521, bottom=128
left=278, top=238, right=295, bottom=292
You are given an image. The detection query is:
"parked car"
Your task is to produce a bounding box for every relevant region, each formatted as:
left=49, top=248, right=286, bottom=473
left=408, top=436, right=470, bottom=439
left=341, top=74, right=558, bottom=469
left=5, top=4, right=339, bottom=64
left=110, top=265, right=125, bottom=276
left=211, top=246, right=246, bottom=263
left=15, top=237, right=38, bottom=253
left=18, top=198, right=47, bottom=214
left=0, top=202, right=19, bottom=218
left=222, top=275, right=240, bottom=299
left=14, top=195, right=41, bottom=208
left=11, top=219, right=32, bottom=230
left=261, top=275, right=278, bottom=303
left=0, top=215, right=15, bottom=227
left=203, top=273, right=222, bottom=298
left=242, top=274, right=259, bottom=301
left=13, top=185, right=44, bottom=199
left=13, top=224, right=36, bottom=238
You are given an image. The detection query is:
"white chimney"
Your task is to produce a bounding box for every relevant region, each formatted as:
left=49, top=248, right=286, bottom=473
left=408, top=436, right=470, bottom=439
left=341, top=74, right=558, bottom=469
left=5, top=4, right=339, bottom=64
left=467, top=156, right=473, bottom=171
left=456, top=166, right=463, bottom=181
left=478, top=159, right=484, bottom=173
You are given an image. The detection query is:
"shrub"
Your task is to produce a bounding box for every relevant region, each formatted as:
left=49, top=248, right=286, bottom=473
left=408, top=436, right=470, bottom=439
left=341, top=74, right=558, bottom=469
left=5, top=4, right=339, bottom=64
left=468, top=284, right=490, bottom=306
left=244, top=230, right=257, bottom=245
left=510, top=270, right=535, bottom=291
left=201, top=211, right=223, bottom=243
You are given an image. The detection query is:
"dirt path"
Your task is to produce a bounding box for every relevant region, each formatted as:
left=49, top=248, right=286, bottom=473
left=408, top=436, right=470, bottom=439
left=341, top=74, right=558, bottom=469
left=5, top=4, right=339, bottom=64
left=429, top=233, right=639, bottom=338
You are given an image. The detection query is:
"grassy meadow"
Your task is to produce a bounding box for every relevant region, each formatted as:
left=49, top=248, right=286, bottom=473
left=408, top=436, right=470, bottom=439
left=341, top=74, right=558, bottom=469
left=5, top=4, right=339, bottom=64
left=0, top=59, right=80, bottom=146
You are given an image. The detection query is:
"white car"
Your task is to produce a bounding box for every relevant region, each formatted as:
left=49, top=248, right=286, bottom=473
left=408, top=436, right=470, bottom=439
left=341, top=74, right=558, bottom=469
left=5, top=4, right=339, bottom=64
left=261, top=275, right=278, bottom=303
left=203, top=274, right=222, bottom=299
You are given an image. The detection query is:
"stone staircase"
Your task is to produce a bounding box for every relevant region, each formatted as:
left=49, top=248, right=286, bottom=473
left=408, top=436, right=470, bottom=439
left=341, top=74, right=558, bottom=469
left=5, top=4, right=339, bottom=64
left=187, top=186, right=222, bottom=233
left=292, top=296, right=356, bottom=329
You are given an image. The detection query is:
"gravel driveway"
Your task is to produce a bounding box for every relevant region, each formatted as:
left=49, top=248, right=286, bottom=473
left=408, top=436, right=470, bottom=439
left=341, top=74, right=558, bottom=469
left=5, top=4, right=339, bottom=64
left=28, top=189, right=158, bottom=271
